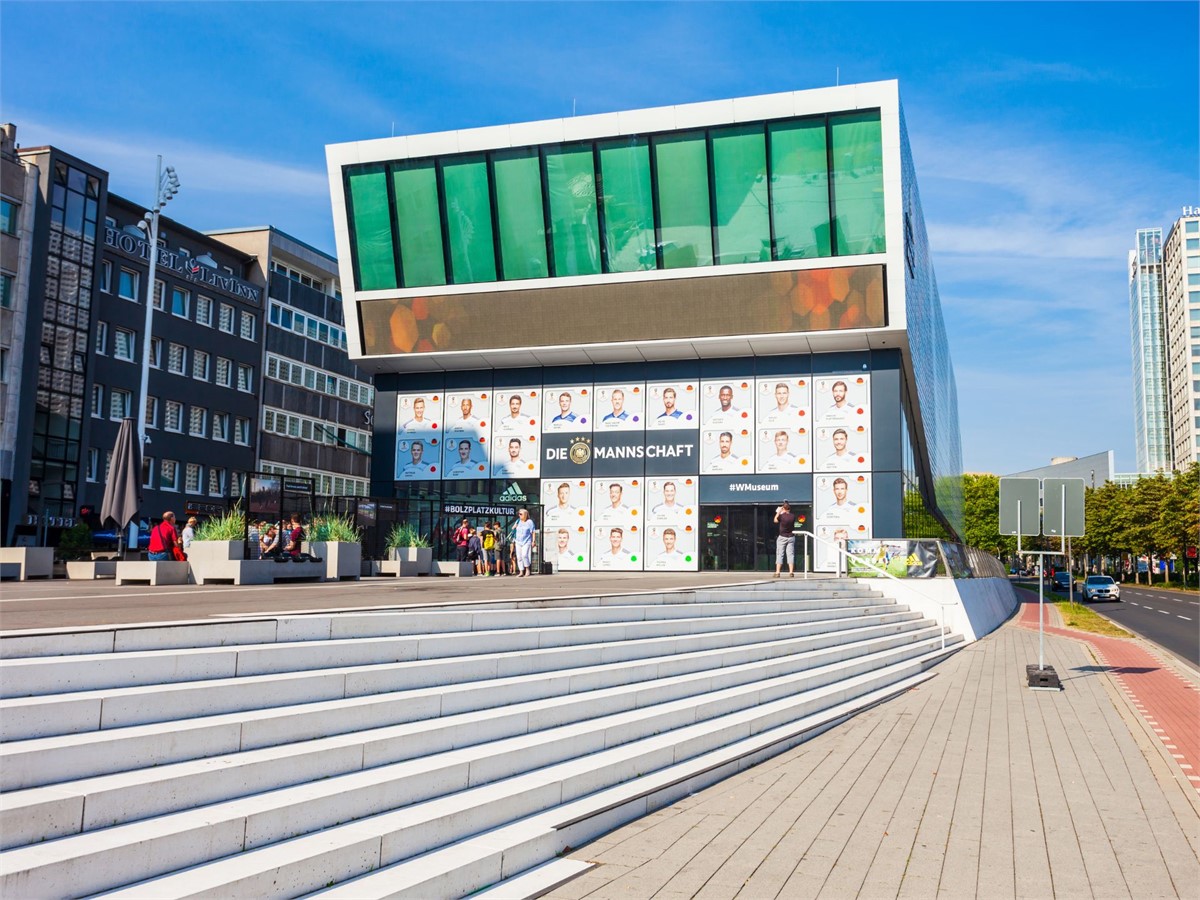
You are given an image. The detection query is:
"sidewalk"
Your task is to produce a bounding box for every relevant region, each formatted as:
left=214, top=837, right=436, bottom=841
left=546, top=602, right=1200, bottom=899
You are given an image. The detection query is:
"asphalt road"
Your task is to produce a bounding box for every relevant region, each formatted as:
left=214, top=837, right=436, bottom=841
left=1090, top=583, right=1200, bottom=669
left=1020, top=576, right=1198, bottom=669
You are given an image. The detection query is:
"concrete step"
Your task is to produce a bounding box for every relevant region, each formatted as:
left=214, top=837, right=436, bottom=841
left=0, top=604, right=919, bottom=740
left=1, top=639, right=957, bottom=898
left=0, top=625, right=949, bottom=843
left=0, top=613, right=930, bottom=791
left=0, top=600, right=899, bottom=699
left=84, top=650, right=952, bottom=900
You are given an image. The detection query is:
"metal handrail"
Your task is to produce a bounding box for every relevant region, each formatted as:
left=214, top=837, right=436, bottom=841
left=796, top=530, right=955, bottom=650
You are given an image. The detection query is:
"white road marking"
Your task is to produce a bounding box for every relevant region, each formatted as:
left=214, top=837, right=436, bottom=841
left=1159, top=610, right=1171, bottom=615
left=1179, top=615, right=1192, bottom=621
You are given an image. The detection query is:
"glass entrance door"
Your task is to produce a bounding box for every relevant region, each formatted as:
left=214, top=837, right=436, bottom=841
left=700, top=504, right=812, bottom=572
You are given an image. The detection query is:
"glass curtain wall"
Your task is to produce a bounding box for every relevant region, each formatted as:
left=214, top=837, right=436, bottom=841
left=344, top=110, right=885, bottom=291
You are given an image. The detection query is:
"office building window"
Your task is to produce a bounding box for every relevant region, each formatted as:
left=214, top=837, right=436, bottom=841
left=208, top=466, right=227, bottom=497
left=167, top=342, right=186, bottom=374
left=145, top=395, right=158, bottom=429
left=159, top=459, right=179, bottom=491
left=189, top=406, right=207, bottom=436
left=171, top=287, right=190, bottom=318
left=0, top=272, right=12, bottom=308
left=192, top=349, right=210, bottom=381
left=653, top=131, right=713, bottom=269
left=142, top=456, right=155, bottom=490
left=99, top=261, right=111, bottom=293
left=185, top=463, right=202, bottom=493
left=0, top=198, right=16, bottom=234
left=239, top=310, right=256, bottom=341
left=237, top=364, right=254, bottom=392
left=164, top=400, right=183, bottom=432
left=218, top=303, right=235, bottom=333
left=118, top=269, right=139, bottom=301
left=94, top=321, right=108, bottom=354
left=91, top=384, right=104, bottom=417
left=149, top=337, right=162, bottom=368
left=234, top=416, right=251, bottom=446
left=215, top=357, right=232, bottom=387
left=212, top=412, right=229, bottom=442
left=152, top=280, right=165, bottom=310
left=110, top=388, right=131, bottom=419
left=113, top=328, right=135, bottom=361
left=86, top=447, right=99, bottom=482
left=196, top=295, right=213, bottom=326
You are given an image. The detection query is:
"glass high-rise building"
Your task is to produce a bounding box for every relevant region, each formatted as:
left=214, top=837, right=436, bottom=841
left=326, top=81, right=963, bottom=571
left=1129, top=228, right=1171, bottom=472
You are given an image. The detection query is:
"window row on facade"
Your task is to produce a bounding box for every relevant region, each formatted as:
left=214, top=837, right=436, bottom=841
left=268, top=300, right=349, bottom=351
left=265, top=353, right=374, bottom=406
left=258, top=461, right=368, bottom=498
left=92, top=325, right=256, bottom=389
left=87, top=448, right=240, bottom=497
left=262, top=406, right=373, bottom=453
left=345, top=111, right=886, bottom=292
left=101, top=265, right=257, bottom=338
left=90, top=385, right=253, bottom=443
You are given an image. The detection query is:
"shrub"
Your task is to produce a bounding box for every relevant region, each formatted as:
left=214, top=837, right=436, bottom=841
left=194, top=505, right=247, bottom=542
left=311, top=515, right=362, bottom=543
left=386, top=522, right=430, bottom=550
left=56, top=522, right=94, bottom=561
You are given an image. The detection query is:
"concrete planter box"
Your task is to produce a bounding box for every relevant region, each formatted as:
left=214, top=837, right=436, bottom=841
left=0, top=547, right=55, bottom=580
left=306, top=541, right=361, bottom=581
left=66, top=561, right=118, bottom=579
left=390, top=546, right=433, bottom=575
left=187, top=540, right=245, bottom=562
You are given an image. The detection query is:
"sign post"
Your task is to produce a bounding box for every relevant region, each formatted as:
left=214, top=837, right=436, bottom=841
left=1000, top=477, right=1083, bottom=691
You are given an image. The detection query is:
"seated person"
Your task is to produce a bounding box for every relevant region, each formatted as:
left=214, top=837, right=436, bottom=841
left=284, top=515, right=305, bottom=558
left=259, top=525, right=281, bottom=559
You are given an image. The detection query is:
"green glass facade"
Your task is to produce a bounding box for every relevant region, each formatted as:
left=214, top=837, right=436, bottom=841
left=343, top=111, right=886, bottom=292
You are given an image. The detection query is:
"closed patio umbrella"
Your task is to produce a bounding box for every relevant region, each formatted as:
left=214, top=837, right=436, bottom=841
left=99, top=417, right=143, bottom=557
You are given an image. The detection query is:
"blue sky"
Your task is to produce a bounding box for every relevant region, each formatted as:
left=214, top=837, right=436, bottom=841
left=3, top=1, right=1196, bottom=475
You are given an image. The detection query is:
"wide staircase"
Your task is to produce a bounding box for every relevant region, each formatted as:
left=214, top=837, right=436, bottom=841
left=0, top=579, right=963, bottom=898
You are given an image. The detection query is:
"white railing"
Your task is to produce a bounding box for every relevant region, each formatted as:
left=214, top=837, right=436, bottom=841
left=796, top=530, right=956, bottom=650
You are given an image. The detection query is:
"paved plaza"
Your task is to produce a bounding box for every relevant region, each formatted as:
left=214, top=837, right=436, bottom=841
left=547, top=600, right=1200, bottom=899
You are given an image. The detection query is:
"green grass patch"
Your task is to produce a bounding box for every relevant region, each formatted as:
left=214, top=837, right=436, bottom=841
left=1013, top=583, right=1132, bottom=639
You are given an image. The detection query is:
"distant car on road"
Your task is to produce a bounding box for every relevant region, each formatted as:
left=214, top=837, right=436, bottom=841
left=1081, top=575, right=1120, bottom=602
left=1051, top=571, right=1073, bottom=592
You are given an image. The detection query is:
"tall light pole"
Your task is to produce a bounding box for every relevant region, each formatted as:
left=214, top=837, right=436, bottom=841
left=135, top=156, right=180, bottom=452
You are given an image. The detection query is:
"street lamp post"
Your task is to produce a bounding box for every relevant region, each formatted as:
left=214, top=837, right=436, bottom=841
left=131, top=156, right=180, bottom=546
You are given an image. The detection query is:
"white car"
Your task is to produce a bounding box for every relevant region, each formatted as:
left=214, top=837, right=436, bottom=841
left=1081, top=575, right=1120, bottom=602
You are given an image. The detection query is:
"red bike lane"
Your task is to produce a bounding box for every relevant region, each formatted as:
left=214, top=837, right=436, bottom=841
left=1018, top=595, right=1200, bottom=794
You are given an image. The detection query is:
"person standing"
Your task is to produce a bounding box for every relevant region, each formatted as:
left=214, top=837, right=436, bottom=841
left=491, top=522, right=506, bottom=575
left=181, top=517, right=198, bottom=550
left=453, top=517, right=471, bottom=562
left=514, top=507, right=537, bottom=577
left=467, top=527, right=484, bottom=575
left=147, top=511, right=182, bottom=561
left=774, top=500, right=797, bottom=578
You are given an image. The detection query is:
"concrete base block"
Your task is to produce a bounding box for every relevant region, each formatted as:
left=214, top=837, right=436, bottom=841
left=114, top=561, right=190, bottom=586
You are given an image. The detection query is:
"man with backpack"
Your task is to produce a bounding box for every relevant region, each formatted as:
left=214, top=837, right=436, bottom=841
left=481, top=525, right=496, bottom=577
left=466, top=527, right=484, bottom=575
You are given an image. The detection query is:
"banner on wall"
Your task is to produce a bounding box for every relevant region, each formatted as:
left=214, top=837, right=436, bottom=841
left=646, top=381, right=699, bottom=429
left=846, top=540, right=939, bottom=578
left=396, top=391, right=443, bottom=480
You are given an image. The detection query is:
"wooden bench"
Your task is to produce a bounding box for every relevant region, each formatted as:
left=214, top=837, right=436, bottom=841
left=189, top=558, right=327, bottom=585
left=115, top=561, right=191, bottom=586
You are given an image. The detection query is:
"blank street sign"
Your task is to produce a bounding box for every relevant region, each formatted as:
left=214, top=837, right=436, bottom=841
left=999, top=477, right=1041, bottom=536
left=1043, top=477, right=1085, bottom=536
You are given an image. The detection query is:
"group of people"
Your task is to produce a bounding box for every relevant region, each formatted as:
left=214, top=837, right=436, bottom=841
left=146, top=511, right=197, bottom=561
left=452, top=508, right=537, bottom=577
left=247, top=515, right=307, bottom=560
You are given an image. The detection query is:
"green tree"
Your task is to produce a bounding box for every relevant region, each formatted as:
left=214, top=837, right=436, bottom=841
left=961, top=474, right=1016, bottom=558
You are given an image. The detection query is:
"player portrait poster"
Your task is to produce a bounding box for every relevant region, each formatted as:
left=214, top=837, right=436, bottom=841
left=442, top=390, right=491, bottom=476
left=592, top=477, right=643, bottom=527
left=756, top=377, right=812, bottom=473
left=813, top=374, right=871, bottom=428
left=541, top=478, right=591, bottom=532
left=591, top=522, right=643, bottom=570
left=699, top=379, right=754, bottom=431
left=814, top=473, right=872, bottom=571
left=395, top=392, right=443, bottom=480
left=645, top=523, right=697, bottom=571
left=492, top=389, right=541, bottom=436
left=491, top=433, right=540, bottom=479
left=644, top=477, right=696, bottom=529
left=542, top=387, right=593, bottom=433
left=594, top=384, right=645, bottom=432
left=646, top=381, right=699, bottom=430
left=814, top=423, right=871, bottom=472
left=700, top=427, right=753, bottom=473
left=547, top=524, right=590, bottom=572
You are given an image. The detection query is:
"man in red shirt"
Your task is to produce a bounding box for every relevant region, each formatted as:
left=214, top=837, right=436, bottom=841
left=453, top=518, right=472, bottom=562
left=147, top=511, right=181, bottom=561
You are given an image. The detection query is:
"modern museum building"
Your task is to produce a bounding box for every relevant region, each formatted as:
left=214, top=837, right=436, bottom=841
left=325, top=80, right=962, bottom=571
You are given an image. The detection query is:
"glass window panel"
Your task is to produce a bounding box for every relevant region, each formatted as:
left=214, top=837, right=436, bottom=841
left=830, top=110, right=886, bottom=255
left=653, top=131, right=713, bottom=269
left=711, top=124, right=770, bottom=265
left=392, top=160, right=446, bottom=287
left=545, top=144, right=601, bottom=277
left=442, top=154, right=497, bottom=284
left=493, top=147, right=548, bottom=280
left=346, top=165, right=397, bottom=291
left=598, top=138, right=656, bottom=273
left=769, top=117, right=832, bottom=259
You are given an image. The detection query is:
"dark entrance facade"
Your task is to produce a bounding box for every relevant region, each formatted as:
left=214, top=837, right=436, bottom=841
left=699, top=503, right=813, bottom=572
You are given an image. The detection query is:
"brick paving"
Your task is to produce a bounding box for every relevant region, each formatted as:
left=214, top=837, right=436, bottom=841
left=547, top=613, right=1200, bottom=899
